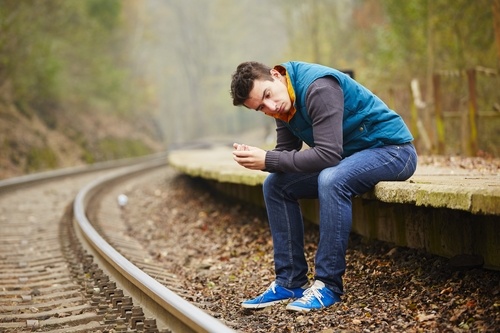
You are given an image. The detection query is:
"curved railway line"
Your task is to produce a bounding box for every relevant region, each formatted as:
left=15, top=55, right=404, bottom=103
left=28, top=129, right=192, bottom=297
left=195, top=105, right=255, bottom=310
left=0, top=155, right=235, bottom=333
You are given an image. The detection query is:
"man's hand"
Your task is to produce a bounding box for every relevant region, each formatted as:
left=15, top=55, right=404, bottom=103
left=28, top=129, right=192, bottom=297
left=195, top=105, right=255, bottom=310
left=232, top=143, right=266, bottom=170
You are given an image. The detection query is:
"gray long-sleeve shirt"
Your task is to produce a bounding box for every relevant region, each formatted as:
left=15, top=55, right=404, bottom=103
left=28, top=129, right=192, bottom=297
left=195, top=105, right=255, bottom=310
left=265, top=77, right=344, bottom=173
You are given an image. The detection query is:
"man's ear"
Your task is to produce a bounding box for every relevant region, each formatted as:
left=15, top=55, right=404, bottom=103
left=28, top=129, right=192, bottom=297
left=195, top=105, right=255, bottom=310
left=270, top=69, right=280, bottom=78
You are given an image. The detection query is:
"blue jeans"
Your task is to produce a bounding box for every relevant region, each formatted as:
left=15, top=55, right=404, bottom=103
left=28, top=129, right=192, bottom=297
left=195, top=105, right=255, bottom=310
left=263, top=143, right=417, bottom=295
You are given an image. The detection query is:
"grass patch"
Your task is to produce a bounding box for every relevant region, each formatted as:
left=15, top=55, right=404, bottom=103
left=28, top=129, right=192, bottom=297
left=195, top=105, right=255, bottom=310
left=25, top=146, right=58, bottom=172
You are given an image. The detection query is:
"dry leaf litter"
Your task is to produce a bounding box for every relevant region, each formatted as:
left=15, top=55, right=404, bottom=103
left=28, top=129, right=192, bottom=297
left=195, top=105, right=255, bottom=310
left=122, top=156, right=499, bottom=332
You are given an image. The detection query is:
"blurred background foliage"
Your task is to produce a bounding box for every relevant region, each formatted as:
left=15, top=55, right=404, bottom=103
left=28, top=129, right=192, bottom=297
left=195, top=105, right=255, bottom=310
left=1, top=0, right=125, bottom=120
left=0, top=0, right=499, bottom=177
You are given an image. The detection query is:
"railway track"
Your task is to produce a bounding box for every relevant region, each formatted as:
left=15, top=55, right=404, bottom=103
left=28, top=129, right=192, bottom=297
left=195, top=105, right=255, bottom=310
left=0, top=156, right=235, bottom=333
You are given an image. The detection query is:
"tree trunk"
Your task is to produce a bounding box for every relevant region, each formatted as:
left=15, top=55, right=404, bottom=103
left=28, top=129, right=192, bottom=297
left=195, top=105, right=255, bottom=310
left=493, top=0, right=500, bottom=64
left=425, top=0, right=435, bottom=145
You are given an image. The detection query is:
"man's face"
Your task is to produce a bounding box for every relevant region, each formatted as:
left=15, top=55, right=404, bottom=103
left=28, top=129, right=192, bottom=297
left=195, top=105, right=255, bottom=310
left=243, top=69, right=292, bottom=116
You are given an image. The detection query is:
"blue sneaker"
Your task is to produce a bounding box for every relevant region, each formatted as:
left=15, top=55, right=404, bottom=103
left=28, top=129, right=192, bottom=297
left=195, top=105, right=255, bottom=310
left=286, top=280, right=341, bottom=312
left=241, top=281, right=307, bottom=309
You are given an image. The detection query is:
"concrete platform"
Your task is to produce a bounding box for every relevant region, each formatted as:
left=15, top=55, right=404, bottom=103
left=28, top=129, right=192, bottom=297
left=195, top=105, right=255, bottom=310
left=168, top=146, right=500, bottom=270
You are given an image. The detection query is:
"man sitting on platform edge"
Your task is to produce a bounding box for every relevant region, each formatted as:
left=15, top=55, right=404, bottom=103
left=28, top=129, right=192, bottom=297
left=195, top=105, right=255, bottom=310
left=230, top=61, right=417, bottom=312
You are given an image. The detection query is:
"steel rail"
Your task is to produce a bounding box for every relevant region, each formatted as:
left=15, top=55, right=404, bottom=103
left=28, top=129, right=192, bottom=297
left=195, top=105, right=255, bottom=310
left=0, top=152, right=169, bottom=191
left=73, top=157, right=236, bottom=333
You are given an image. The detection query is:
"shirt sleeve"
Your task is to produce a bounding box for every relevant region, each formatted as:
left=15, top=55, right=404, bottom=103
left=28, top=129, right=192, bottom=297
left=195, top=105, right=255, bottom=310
left=265, top=77, right=344, bottom=173
left=273, top=118, right=303, bottom=152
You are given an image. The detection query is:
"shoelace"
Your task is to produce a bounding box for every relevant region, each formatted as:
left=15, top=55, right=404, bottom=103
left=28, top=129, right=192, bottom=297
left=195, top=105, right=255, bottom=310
left=269, top=281, right=277, bottom=294
left=297, top=285, right=325, bottom=307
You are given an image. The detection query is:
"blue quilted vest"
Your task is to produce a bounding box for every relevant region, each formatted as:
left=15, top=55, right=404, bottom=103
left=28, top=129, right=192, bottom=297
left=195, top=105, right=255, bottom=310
left=281, top=61, right=413, bottom=157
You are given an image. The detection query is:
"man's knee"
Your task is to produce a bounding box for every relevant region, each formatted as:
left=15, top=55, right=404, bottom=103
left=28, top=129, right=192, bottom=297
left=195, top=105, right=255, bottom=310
left=263, top=173, right=277, bottom=189
left=318, top=167, right=343, bottom=187
left=263, top=173, right=283, bottom=197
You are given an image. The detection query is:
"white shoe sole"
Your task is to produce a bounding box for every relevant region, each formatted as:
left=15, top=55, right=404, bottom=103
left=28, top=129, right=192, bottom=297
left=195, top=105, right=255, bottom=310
left=241, top=299, right=290, bottom=309
left=285, top=303, right=313, bottom=312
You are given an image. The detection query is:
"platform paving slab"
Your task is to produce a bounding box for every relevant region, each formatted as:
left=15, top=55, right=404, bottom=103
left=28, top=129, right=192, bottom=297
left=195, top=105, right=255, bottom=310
left=168, top=147, right=500, bottom=215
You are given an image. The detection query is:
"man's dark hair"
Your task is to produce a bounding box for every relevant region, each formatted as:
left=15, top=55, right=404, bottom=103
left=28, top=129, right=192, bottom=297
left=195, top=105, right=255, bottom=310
left=230, top=61, right=273, bottom=106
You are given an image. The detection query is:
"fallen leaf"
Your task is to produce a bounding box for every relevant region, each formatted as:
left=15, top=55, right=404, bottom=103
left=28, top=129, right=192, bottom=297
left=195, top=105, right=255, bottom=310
left=416, top=312, right=437, bottom=322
